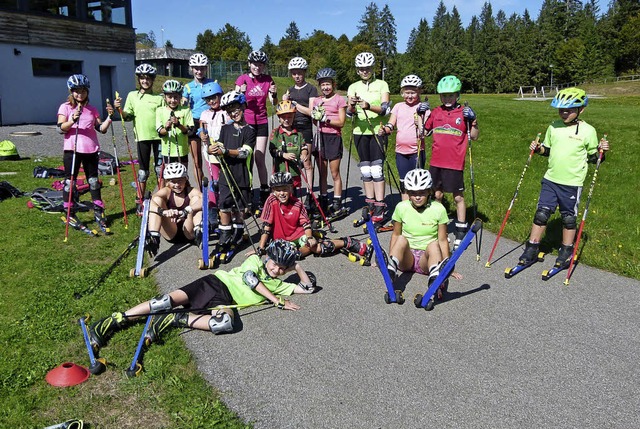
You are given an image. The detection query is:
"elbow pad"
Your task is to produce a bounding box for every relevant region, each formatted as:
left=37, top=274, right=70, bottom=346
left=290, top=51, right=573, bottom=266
left=540, top=146, right=551, bottom=157
left=242, top=270, right=260, bottom=289
left=380, top=101, right=392, bottom=116
left=56, top=123, right=65, bottom=134
left=237, top=146, right=250, bottom=159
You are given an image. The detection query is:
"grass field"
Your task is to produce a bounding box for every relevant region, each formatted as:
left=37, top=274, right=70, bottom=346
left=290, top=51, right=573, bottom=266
left=1, top=79, right=637, bottom=428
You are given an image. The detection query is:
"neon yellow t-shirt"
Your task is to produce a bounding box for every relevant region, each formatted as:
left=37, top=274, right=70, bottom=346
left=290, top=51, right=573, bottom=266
left=123, top=90, right=164, bottom=142
left=391, top=199, right=449, bottom=250
left=542, top=119, right=599, bottom=186
left=347, top=79, right=389, bottom=135
left=156, top=106, right=194, bottom=157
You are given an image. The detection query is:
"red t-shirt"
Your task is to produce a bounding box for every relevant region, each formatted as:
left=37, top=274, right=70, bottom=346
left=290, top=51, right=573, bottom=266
left=260, top=194, right=310, bottom=241
left=425, top=105, right=470, bottom=171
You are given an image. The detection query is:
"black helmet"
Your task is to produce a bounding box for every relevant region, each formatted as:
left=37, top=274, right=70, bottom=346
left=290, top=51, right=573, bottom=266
left=316, top=68, right=337, bottom=81
left=266, top=239, right=299, bottom=268
left=269, top=171, right=293, bottom=188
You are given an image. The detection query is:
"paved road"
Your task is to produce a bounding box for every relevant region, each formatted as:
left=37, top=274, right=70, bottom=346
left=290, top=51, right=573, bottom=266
left=5, top=123, right=640, bottom=428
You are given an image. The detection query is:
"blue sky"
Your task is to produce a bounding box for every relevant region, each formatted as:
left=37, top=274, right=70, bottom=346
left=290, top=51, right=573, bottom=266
left=133, top=0, right=603, bottom=53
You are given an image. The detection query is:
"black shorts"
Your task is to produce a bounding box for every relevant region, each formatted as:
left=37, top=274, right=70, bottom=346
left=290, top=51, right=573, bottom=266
left=314, top=133, right=343, bottom=161
left=180, top=275, right=233, bottom=313
left=295, top=124, right=313, bottom=145
left=137, top=139, right=161, bottom=172
left=254, top=123, right=269, bottom=138
left=167, top=223, right=191, bottom=244
left=219, top=183, right=251, bottom=211
left=429, top=166, right=464, bottom=193
left=354, top=134, right=386, bottom=163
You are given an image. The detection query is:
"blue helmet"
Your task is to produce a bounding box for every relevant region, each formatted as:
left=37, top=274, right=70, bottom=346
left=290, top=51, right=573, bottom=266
left=202, top=81, right=223, bottom=98
left=67, top=74, right=90, bottom=90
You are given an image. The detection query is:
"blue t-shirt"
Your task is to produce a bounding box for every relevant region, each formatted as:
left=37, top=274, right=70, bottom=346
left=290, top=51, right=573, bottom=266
left=183, top=78, right=214, bottom=120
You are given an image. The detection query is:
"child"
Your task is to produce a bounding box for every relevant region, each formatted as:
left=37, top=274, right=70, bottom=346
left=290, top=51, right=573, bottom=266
left=309, top=68, right=347, bottom=216
left=235, top=50, right=277, bottom=208
left=57, top=74, right=115, bottom=234
left=420, top=75, right=479, bottom=250
left=199, top=81, right=228, bottom=229
left=268, top=100, right=308, bottom=192
left=386, top=169, right=461, bottom=299
left=259, top=172, right=370, bottom=259
left=88, top=239, right=316, bottom=349
left=518, top=87, right=609, bottom=266
left=209, top=91, right=256, bottom=253
left=146, top=163, right=203, bottom=257
left=346, top=52, right=391, bottom=223
left=156, top=80, right=194, bottom=169
left=283, top=57, right=317, bottom=198
left=379, top=74, right=427, bottom=200
left=182, top=53, right=214, bottom=187
left=115, top=64, right=164, bottom=210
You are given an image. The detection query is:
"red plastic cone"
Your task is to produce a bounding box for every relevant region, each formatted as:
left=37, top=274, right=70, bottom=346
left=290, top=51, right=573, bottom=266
left=45, top=362, right=90, bottom=387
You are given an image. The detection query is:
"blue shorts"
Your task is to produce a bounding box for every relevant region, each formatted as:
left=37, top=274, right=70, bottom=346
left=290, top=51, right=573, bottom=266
left=396, top=152, right=427, bottom=188
left=537, top=178, right=582, bottom=217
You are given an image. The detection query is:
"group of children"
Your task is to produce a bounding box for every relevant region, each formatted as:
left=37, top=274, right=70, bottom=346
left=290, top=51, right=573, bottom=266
left=55, top=50, right=608, bottom=349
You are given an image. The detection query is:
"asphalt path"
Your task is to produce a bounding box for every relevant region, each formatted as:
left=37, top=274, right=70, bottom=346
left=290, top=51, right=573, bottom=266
left=5, top=122, right=640, bottom=428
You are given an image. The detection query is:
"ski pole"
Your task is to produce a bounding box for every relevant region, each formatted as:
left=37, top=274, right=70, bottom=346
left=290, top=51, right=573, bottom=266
left=64, top=105, right=82, bottom=242
left=564, top=134, right=607, bottom=286
left=486, top=133, right=541, bottom=267
left=343, top=115, right=355, bottom=208
left=115, top=91, right=142, bottom=202
left=126, top=315, right=151, bottom=377
left=464, top=101, right=481, bottom=261
left=106, top=98, right=128, bottom=229
left=295, top=159, right=336, bottom=233
left=217, top=153, right=261, bottom=233
left=361, top=104, right=402, bottom=194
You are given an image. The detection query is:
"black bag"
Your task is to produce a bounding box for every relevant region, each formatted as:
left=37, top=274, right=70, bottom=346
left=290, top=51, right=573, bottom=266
left=0, top=181, right=24, bottom=201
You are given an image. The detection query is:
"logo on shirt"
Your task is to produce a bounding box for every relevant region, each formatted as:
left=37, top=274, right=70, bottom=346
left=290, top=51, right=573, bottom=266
left=247, top=86, right=265, bottom=97
left=434, top=124, right=463, bottom=137
left=456, top=118, right=462, bottom=125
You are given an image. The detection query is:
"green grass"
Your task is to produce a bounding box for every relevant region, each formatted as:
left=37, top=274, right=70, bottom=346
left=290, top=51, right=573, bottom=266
left=364, top=93, right=640, bottom=278
left=0, top=161, right=249, bottom=428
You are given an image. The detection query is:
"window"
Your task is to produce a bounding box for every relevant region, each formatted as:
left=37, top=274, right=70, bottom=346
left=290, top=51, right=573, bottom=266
left=86, top=0, right=126, bottom=24
left=32, top=58, right=82, bottom=77
left=28, top=0, right=77, bottom=17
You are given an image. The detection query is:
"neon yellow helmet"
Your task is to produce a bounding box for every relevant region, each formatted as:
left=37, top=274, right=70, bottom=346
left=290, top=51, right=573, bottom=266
left=551, top=87, right=588, bottom=108
left=437, top=75, right=462, bottom=93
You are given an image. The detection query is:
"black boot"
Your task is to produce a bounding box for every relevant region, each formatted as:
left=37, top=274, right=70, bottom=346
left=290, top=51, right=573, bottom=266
left=453, top=220, right=468, bottom=250
left=89, top=312, right=128, bottom=349
left=94, top=203, right=112, bottom=235
left=519, top=241, right=540, bottom=265
left=555, top=244, right=574, bottom=267
left=145, top=312, right=189, bottom=345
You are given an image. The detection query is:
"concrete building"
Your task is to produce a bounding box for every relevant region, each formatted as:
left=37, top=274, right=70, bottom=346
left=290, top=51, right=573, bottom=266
left=0, top=0, right=136, bottom=125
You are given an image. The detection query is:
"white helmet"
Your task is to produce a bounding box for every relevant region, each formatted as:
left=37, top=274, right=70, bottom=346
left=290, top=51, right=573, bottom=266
left=135, top=63, right=157, bottom=76
left=404, top=169, right=432, bottom=191
left=163, top=162, right=188, bottom=180
left=220, top=91, right=246, bottom=109
left=189, top=53, right=208, bottom=67
left=288, top=57, right=308, bottom=70
left=401, top=74, right=422, bottom=88
left=248, top=50, right=268, bottom=64
left=355, top=52, right=375, bottom=67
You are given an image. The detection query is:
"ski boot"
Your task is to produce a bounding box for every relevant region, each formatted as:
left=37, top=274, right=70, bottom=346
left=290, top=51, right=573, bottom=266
left=93, top=201, right=112, bottom=235
left=371, top=200, right=386, bottom=224
left=343, top=236, right=369, bottom=257
left=318, top=194, right=330, bottom=217
left=63, top=211, right=98, bottom=236
left=135, top=198, right=144, bottom=217
left=232, top=223, right=245, bottom=246
left=429, top=258, right=451, bottom=301
left=387, top=254, right=400, bottom=281
left=452, top=220, right=468, bottom=251
left=144, top=311, right=189, bottom=345
left=353, top=199, right=375, bottom=227
left=555, top=244, right=574, bottom=267
left=193, top=224, right=203, bottom=247
left=89, top=312, right=128, bottom=350
left=208, top=205, right=219, bottom=235
left=145, top=231, right=161, bottom=258
left=215, top=225, right=234, bottom=264
left=518, top=241, right=540, bottom=265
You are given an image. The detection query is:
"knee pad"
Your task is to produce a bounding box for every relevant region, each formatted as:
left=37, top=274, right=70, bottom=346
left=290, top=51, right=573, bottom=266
left=154, top=163, right=162, bottom=177
left=209, top=312, right=233, bottom=334
left=370, top=160, right=384, bottom=182
left=533, top=207, right=551, bottom=226
left=138, top=169, right=149, bottom=184
left=319, top=240, right=336, bottom=256
left=562, top=214, right=577, bottom=230
left=359, top=162, right=372, bottom=182
left=88, top=176, right=101, bottom=191
left=149, top=294, right=172, bottom=312
left=64, top=179, right=72, bottom=193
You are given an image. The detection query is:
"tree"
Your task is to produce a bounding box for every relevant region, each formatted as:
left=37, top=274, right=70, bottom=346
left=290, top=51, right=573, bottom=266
left=354, top=2, right=381, bottom=57
left=165, top=40, right=174, bottom=49
left=136, top=31, right=156, bottom=49
left=195, top=24, right=252, bottom=62
left=261, top=35, right=276, bottom=63
left=283, top=21, right=301, bottom=42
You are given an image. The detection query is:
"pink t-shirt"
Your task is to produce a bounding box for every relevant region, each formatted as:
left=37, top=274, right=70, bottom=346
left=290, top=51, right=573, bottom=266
left=57, top=103, right=101, bottom=153
left=310, top=94, right=346, bottom=135
left=391, top=102, right=420, bottom=155
left=425, top=105, right=469, bottom=171
left=235, top=73, right=274, bottom=125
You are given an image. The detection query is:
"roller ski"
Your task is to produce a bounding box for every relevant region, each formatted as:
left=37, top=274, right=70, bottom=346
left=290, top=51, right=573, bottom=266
left=198, top=178, right=214, bottom=269
left=78, top=315, right=106, bottom=375
left=541, top=244, right=574, bottom=281
left=61, top=214, right=98, bottom=237
left=415, top=219, right=482, bottom=311
left=365, top=212, right=404, bottom=304
left=130, top=191, right=151, bottom=278
left=312, top=206, right=349, bottom=230
left=504, top=241, right=545, bottom=279
left=340, top=239, right=374, bottom=266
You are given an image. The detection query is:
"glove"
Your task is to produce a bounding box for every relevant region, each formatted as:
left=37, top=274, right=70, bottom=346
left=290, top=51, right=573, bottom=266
left=463, top=105, right=476, bottom=122
left=298, top=281, right=315, bottom=292
left=416, top=101, right=430, bottom=115
left=312, top=105, right=327, bottom=122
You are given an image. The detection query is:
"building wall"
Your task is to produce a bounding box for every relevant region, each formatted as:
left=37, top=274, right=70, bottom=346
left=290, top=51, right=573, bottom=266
left=0, top=44, right=135, bottom=125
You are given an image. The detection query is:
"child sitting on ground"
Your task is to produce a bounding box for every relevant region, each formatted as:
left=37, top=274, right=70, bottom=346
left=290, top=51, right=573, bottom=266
left=89, top=240, right=316, bottom=349
left=258, top=172, right=370, bottom=260
left=146, top=162, right=203, bottom=256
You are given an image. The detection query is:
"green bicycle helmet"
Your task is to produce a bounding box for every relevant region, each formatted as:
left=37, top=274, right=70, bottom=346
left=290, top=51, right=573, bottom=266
left=437, top=75, right=462, bottom=94
left=551, top=87, right=588, bottom=108
left=162, top=80, right=183, bottom=94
